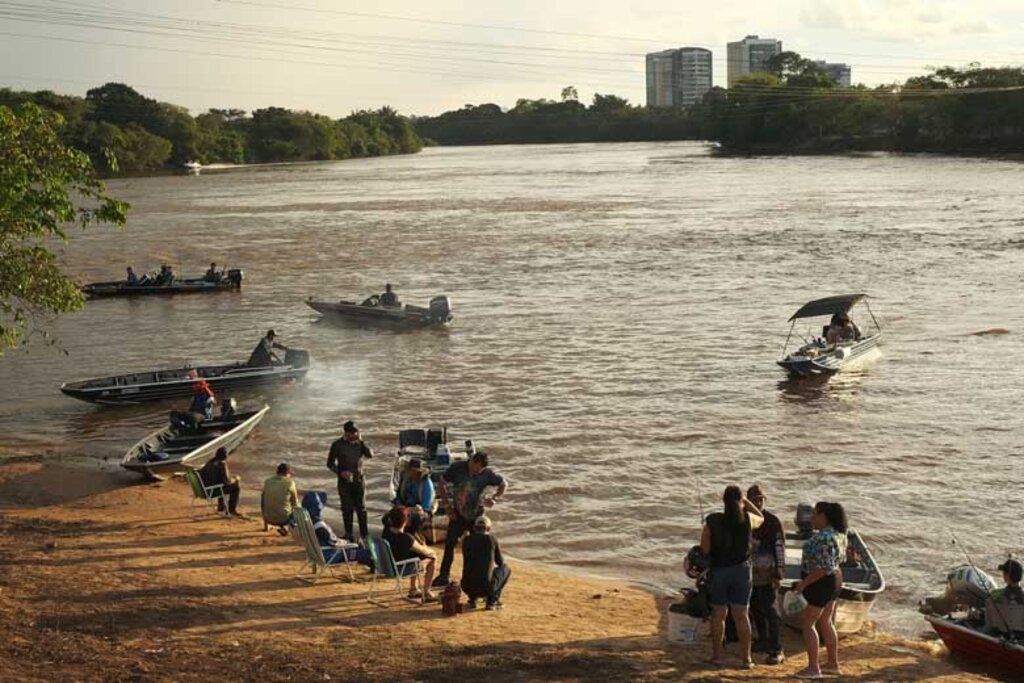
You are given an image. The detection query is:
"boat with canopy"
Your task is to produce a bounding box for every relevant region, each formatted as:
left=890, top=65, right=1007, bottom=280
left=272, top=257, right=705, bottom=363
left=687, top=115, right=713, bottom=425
left=777, top=293, right=881, bottom=378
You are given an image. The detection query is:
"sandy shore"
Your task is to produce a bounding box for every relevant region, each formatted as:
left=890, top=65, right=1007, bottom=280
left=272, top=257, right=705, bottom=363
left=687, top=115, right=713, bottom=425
left=0, top=458, right=1001, bottom=682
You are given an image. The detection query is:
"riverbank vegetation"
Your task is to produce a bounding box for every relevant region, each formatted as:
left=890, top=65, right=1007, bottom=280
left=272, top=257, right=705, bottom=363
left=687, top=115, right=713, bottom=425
left=0, top=82, right=423, bottom=174
left=414, top=59, right=1024, bottom=155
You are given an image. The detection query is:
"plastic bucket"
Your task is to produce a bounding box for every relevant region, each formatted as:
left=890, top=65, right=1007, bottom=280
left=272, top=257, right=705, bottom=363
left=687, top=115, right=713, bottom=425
left=666, top=604, right=701, bottom=644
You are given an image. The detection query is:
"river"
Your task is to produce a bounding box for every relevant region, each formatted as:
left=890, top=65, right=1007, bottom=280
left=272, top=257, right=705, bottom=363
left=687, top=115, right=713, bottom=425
left=1, top=142, right=1022, bottom=634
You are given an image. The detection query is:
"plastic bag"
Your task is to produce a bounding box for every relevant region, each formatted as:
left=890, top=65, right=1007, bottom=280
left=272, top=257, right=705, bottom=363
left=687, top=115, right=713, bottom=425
left=783, top=589, right=808, bottom=617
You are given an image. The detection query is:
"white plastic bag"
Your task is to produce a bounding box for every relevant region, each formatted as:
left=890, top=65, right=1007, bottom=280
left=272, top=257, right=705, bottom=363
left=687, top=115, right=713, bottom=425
left=783, top=589, right=808, bottom=617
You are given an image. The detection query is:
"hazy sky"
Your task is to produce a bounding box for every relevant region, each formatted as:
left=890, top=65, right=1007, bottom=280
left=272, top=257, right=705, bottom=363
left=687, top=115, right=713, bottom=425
left=1, top=0, right=1022, bottom=117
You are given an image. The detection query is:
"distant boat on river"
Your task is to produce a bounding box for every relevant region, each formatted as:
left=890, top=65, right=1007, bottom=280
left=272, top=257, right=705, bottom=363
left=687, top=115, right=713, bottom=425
left=777, top=294, right=882, bottom=379
left=306, top=294, right=452, bottom=330
left=81, top=269, right=243, bottom=298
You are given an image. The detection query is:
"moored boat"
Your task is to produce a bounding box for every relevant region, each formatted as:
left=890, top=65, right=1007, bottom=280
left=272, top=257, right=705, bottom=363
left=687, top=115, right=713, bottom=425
left=82, top=269, right=243, bottom=298
left=306, top=294, right=452, bottom=330
left=777, top=293, right=881, bottom=379
left=776, top=510, right=886, bottom=634
left=60, top=349, right=310, bottom=405
left=122, top=404, right=269, bottom=480
left=926, top=615, right=1024, bottom=675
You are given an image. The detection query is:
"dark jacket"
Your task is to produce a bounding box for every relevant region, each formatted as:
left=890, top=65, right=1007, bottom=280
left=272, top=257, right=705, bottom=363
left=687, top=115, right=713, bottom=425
left=460, top=531, right=504, bottom=598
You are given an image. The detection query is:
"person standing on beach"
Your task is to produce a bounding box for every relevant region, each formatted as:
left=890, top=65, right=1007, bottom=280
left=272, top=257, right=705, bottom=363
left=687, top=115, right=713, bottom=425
left=432, top=450, right=506, bottom=587
left=792, top=502, right=847, bottom=680
left=327, top=420, right=373, bottom=543
left=700, top=485, right=763, bottom=669
left=747, top=484, right=785, bottom=665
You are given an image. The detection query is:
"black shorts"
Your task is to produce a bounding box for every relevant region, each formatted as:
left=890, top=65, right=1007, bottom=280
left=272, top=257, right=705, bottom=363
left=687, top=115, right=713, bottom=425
left=803, top=574, right=838, bottom=608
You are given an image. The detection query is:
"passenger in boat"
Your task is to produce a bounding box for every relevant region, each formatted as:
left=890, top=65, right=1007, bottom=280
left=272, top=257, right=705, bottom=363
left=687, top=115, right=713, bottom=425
left=432, top=451, right=507, bottom=588
left=700, top=485, right=763, bottom=669
left=391, top=458, right=436, bottom=535
left=301, top=491, right=355, bottom=565
left=199, top=447, right=241, bottom=516
left=154, top=264, right=175, bottom=286
left=247, top=329, right=289, bottom=367
left=826, top=313, right=861, bottom=345
left=188, top=379, right=216, bottom=423
left=327, top=421, right=373, bottom=543
left=792, top=502, right=848, bottom=680
left=383, top=507, right=438, bottom=602
left=747, top=484, right=786, bottom=665
left=461, top=514, right=510, bottom=611
left=204, top=262, right=221, bottom=282
left=986, top=558, right=1024, bottom=635
left=126, top=267, right=139, bottom=286
left=261, top=462, right=299, bottom=536
left=380, top=283, right=400, bottom=307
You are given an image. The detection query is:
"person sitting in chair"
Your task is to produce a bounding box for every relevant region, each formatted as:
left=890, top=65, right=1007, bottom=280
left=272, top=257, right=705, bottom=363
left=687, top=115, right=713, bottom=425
left=461, top=515, right=511, bottom=610
left=380, top=283, right=400, bottom=307
left=301, top=491, right=355, bottom=565
left=199, top=447, right=242, bottom=516
left=383, top=508, right=438, bottom=602
left=391, top=458, right=436, bottom=535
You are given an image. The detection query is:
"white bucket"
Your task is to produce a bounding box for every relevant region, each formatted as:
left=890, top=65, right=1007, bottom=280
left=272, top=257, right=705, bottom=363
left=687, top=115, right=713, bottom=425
left=666, top=606, right=701, bottom=644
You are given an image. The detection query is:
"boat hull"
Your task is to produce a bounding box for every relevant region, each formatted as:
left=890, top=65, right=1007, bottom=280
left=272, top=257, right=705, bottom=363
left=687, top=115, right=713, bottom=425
left=82, top=270, right=243, bottom=298
left=121, top=406, right=269, bottom=481
left=778, top=334, right=881, bottom=379
left=926, top=616, right=1024, bottom=676
left=60, top=351, right=310, bottom=405
left=306, top=298, right=451, bottom=330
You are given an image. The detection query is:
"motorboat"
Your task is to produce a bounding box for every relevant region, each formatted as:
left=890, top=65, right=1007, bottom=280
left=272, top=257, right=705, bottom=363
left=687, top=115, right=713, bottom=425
left=122, top=404, right=269, bottom=480
left=306, top=294, right=452, bottom=330
left=81, top=269, right=243, bottom=298
left=920, top=564, right=1024, bottom=676
left=60, top=349, right=310, bottom=405
left=388, top=426, right=472, bottom=544
left=778, top=293, right=881, bottom=378
left=776, top=506, right=886, bottom=634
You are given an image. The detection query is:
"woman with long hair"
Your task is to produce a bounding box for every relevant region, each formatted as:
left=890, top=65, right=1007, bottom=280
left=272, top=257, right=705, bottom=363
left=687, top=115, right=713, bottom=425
left=793, top=502, right=848, bottom=680
left=700, top=485, right=764, bottom=668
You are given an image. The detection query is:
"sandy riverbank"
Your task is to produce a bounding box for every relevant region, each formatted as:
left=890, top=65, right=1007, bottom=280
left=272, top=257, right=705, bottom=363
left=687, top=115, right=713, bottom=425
left=0, top=459, right=1000, bottom=682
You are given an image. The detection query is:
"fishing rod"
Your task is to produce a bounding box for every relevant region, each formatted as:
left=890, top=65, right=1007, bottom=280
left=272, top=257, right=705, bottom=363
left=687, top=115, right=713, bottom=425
left=950, top=532, right=1015, bottom=638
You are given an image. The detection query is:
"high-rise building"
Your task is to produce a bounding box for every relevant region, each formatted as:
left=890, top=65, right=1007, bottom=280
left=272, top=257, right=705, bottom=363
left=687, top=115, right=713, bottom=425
left=726, top=35, right=782, bottom=87
left=645, top=47, right=713, bottom=109
left=813, top=61, right=852, bottom=87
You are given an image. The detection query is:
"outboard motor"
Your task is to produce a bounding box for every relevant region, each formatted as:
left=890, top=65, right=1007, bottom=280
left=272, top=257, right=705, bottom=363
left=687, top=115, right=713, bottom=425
left=227, top=268, right=244, bottom=289
left=428, top=295, right=452, bottom=324
left=795, top=503, right=815, bottom=539
left=283, top=348, right=310, bottom=369
left=221, top=398, right=237, bottom=419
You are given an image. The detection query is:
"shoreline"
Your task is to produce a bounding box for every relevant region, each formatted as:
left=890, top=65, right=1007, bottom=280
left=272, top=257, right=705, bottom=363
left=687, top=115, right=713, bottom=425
left=0, top=458, right=1000, bottom=682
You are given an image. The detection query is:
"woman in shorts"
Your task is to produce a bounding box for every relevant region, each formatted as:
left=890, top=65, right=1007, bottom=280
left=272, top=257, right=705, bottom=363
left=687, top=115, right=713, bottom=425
left=793, top=501, right=848, bottom=680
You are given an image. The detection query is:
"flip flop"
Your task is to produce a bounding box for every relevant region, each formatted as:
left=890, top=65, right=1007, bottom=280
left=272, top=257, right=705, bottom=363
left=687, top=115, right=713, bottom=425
left=794, top=668, right=823, bottom=680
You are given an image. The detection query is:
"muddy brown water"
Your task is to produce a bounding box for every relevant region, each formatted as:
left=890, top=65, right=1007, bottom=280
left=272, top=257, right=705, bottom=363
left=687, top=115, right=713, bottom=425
left=1, top=142, right=1022, bottom=634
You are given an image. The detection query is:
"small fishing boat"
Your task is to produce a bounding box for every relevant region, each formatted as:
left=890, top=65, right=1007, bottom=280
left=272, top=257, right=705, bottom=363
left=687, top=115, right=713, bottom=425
left=60, top=349, right=310, bottom=405
left=306, top=294, right=452, bottom=330
left=81, top=269, right=243, bottom=298
left=925, top=615, right=1024, bottom=674
left=776, top=511, right=886, bottom=634
left=388, top=426, right=473, bottom=544
left=122, top=405, right=269, bottom=480
left=778, top=293, right=882, bottom=378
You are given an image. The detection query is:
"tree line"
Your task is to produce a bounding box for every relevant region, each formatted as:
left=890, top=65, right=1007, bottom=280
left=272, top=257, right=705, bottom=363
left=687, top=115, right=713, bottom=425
left=414, top=57, right=1024, bottom=155
left=0, top=82, right=423, bottom=174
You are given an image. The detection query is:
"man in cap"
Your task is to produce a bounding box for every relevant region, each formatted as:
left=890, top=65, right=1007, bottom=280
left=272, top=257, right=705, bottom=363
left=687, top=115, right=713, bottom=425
left=747, top=483, right=786, bottom=665
left=461, top=515, right=510, bottom=610
left=992, top=559, right=1024, bottom=604
left=247, top=329, right=289, bottom=367
left=327, top=420, right=373, bottom=542
left=432, top=450, right=506, bottom=587
left=261, top=462, right=298, bottom=535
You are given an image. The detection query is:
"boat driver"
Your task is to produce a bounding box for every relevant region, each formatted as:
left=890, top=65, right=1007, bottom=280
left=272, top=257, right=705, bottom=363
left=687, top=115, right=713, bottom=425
left=380, top=283, right=400, bottom=307
left=204, top=262, right=222, bottom=282
left=826, top=313, right=860, bottom=345
left=126, top=266, right=139, bottom=286
left=247, top=329, right=289, bottom=367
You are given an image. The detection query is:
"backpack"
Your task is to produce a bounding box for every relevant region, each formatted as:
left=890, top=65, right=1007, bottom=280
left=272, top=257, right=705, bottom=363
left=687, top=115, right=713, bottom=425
left=442, top=582, right=463, bottom=617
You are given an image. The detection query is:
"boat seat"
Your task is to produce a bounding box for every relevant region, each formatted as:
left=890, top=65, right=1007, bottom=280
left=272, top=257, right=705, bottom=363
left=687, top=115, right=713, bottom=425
left=399, top=429, right=427, bottom=449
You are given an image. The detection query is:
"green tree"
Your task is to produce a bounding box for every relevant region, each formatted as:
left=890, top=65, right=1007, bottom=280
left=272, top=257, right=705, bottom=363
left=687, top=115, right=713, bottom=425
left=561, top=85, right=579, bottom=103
left=0, top=104, right=129, bottom=352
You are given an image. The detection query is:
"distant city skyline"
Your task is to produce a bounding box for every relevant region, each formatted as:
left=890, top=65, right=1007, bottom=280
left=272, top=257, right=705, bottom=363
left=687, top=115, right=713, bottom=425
left=0, top=0, right=1022, bottom=116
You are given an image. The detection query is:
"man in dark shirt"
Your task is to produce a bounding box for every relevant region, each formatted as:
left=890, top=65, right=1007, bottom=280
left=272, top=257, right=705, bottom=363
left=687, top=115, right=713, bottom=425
left=432, top=450, right=506, bottom=587
left=747, top=484, right=786, bottom=665
left=247, top=329, right=289, bottom=367
left=199, top=447, right=241, bottom=515
left=204, top=262, right=221, bottom=282
left=382, top=508, right=437, bottom=601
left=461, top=515, right=510, bottom=610
left=380, top=283, right=399, bottom=307
left=326, top=420, right=373, bottom=542
left=126, top=267, right=139, bottom=286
